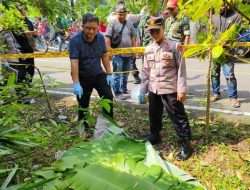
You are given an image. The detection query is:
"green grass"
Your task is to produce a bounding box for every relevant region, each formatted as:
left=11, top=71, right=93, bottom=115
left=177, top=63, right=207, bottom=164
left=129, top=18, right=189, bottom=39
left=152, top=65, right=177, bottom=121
left=114, top=103, right=250, bottom=190
left=1, top=96, right=249, bottom=189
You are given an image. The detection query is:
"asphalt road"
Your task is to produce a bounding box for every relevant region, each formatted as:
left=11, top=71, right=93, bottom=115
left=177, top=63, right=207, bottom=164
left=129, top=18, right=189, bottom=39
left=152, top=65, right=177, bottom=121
left=34, top=57, right=250, bottom=120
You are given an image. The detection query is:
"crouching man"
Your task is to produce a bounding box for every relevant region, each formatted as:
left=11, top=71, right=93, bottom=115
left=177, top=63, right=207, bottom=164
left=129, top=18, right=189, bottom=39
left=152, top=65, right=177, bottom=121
left=69, top=13, right=113, bottom=131
left=139, top=16, right=192, bottom=160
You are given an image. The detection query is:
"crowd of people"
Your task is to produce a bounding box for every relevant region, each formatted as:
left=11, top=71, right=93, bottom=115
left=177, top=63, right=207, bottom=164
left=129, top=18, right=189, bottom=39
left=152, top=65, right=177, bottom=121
left=69, top=0, right=245, bottom=161
left=69, top=0, right=194, bottom=161
left=33, top=17, right=81, bottom=52
left=0, top=0, right=247, bottom=160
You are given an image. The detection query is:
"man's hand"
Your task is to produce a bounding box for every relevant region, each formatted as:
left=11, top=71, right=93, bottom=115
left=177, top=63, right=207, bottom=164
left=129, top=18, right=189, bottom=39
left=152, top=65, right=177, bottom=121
left=73, top=82, right=83, bottom=98
left=25, top=30, right=38, bottom=36
left=138, top=92, right=146, bottom=104
left=176, top=44, right=185, bottom=53
left=177, top=92, right=186, bottom=103
left=106, top=74, right=113, bottom=86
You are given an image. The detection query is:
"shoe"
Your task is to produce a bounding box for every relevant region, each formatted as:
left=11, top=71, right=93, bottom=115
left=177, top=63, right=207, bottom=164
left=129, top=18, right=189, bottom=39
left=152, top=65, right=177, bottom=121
left=176, top=139, right=193, bottom=161
left=145, top=133, right=162, bottom=145
left=133, top=78, right=141, bottom=84
left=210, top=94, right=221, bottom=102
left=230, top=98, right=240, bottom=108
left=115, top=94, right=128, bottom=100
left=114, top=92, right=122, bottom=97
left=122, top=90, right=129, bottom=94
left=21, top=98, right=36, bottom=104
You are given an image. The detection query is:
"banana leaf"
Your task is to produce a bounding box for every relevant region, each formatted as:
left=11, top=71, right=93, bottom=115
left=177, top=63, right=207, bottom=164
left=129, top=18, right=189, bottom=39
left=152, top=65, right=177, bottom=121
left=7, top=116, right=205, bottom=190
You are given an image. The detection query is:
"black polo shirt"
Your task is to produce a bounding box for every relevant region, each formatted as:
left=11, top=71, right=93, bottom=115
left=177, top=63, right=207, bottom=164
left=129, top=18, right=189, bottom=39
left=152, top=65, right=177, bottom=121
left=69, top=32, right=107, bottom=78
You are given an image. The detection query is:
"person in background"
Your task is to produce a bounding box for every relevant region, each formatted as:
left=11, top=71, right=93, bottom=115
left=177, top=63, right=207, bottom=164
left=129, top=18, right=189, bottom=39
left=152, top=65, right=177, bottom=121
left=0, top=30, right=21, bottom=86
left=69, top=21, right=81, bottom=38
left=69, top=13, right=113, bottom=133
left=12, top=4, right=37, bottom=103
left=139, top=16, right=192, bottom=161
left=34, top=17, right=41, bottom=31
left=99, top=20, right=107, bottom=34
left=164, top=0, right=191, bottom=45
left=211, top=2, right=241, bottom=108
left=138, top=6, right=155, bottom=47
left=107, top=2, right=144, bottom=85
left=105, top=3, right=137, bottom=98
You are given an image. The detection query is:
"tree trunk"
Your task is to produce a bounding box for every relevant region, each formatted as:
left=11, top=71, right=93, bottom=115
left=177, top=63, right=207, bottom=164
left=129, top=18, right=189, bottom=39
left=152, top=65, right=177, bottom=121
left=70, top=0, right=74, bottom=8
left=205, top=10, right=213, bottom=142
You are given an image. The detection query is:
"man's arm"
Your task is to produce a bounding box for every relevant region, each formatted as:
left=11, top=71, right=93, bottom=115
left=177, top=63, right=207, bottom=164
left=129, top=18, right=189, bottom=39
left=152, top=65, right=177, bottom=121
left=184, top=35, right=190, bottom=45
left=69, top=36, right=81, bottom=83
left=105, top=37, right=112, bottom=49
left=70, top=59, right=80, bottom=83
left=182, top=17, right=191, bottom=45
left=131, top=24, right=137, bottom=47
left=175, top=48, right=187, bottom=102
left=131, top=36, right=137, bottom=47
left=140, top=53, right=150, bottom=94
left=102, top=52, right=112, bottom=74
left=105, top=22, right=113, bottom=49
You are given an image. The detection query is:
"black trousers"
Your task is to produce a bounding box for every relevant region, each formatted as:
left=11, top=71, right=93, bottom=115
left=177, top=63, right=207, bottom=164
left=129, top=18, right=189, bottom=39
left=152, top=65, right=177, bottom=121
left=78, top=73, right=113, bottom=127
left=148, top=92, right=191, bottom=140
left=131, top=57, right=140, bottom=79
left=8, top=58, right=35, bottom=97
left=11, top=58, right=35, bottom=84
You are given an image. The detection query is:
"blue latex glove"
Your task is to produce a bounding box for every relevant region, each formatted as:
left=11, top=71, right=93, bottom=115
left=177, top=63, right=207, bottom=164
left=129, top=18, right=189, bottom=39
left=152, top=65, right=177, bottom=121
left=106, top=74, right=113, bottom=86
left=138, top=93, right=145, bottom=104
left=73, top=82, right=83, bottom=98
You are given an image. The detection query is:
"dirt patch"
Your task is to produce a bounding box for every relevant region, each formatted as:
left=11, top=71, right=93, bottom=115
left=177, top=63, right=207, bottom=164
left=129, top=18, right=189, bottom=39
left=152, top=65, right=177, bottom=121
left=232, top=138, right=250, bottom=162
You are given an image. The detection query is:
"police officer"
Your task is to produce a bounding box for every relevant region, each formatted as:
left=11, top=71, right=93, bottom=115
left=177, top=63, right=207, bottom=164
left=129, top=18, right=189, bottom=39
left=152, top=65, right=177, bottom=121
left=69, top=13, right=113, bottom=130
left=139, top=16, right=192, bottom=161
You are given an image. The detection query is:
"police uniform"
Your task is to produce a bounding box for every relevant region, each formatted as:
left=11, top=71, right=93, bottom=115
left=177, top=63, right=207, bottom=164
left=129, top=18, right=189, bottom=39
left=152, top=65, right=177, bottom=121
left=140, top=16, right=192, bottom=160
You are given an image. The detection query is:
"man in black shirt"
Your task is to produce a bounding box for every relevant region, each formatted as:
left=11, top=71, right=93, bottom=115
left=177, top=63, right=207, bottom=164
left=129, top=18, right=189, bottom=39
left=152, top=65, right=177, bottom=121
left=13, top=4, right=36, bottom=85
left=11, top=4, right=37, bottom=103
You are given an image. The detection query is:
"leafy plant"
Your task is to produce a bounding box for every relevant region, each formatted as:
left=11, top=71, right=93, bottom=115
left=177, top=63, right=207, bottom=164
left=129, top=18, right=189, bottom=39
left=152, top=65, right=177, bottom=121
left=0, top=4, right=26, bottom=31
left=8, top=134, right=203, bottom=190
left=179, top=0, right=250, bottom=132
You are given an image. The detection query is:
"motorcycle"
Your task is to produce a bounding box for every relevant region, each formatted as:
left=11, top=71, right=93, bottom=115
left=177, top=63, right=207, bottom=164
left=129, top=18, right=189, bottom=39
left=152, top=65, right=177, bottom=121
left=35, top=29, right=69, bottom=52
left=235, top=29, right=250, bottom=57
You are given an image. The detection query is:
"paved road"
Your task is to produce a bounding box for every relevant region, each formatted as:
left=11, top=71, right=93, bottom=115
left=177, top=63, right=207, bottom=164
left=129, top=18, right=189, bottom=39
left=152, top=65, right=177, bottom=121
left=34, top=57, right=250, bottom=119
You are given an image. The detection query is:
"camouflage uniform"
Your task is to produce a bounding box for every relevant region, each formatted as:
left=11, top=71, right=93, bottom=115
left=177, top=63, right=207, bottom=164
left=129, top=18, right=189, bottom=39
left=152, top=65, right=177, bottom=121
left=138, top=14, right=152, bottom=46
left=164, top=16, right=190, bottom=43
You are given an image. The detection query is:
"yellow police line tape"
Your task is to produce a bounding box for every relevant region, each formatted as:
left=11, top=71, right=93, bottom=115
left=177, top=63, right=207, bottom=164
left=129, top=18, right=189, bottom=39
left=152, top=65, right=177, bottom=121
left=0, top=47, right=145, bottom=59
left=0, top=62, right=140, bottom=74
left=0, top=42, right=249, bottom=59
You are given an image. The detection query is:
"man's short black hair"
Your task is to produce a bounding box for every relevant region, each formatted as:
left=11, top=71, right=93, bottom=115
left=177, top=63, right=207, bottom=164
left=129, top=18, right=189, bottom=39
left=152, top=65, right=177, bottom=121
left=82, top=13, right=99, bottom=25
